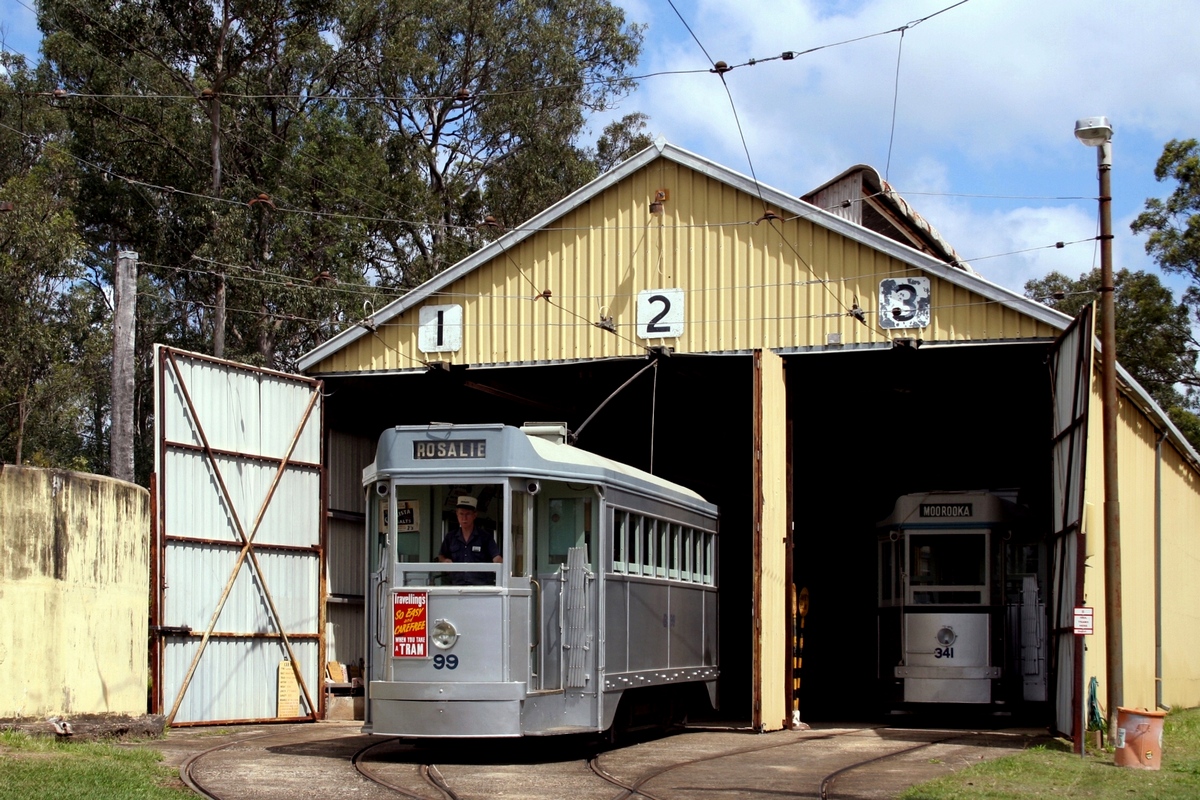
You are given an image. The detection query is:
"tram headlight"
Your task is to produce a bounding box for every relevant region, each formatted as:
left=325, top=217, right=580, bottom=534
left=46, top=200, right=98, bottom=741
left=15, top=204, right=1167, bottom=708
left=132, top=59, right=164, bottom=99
left=431, top=619, right=459, bottom=649
left=935, top=626, right=957, bottom=647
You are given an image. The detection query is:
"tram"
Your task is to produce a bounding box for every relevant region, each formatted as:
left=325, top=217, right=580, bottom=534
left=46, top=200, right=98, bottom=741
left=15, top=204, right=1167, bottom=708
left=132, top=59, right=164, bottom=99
left=363, top=423, right=720, bottom=737
left=876, top=490, right=1049, bottom=712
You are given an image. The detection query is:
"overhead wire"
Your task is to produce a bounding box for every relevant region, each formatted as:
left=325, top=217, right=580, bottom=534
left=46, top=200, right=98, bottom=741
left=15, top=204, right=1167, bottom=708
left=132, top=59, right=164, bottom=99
left=15, top=0, right=1090, bottom=359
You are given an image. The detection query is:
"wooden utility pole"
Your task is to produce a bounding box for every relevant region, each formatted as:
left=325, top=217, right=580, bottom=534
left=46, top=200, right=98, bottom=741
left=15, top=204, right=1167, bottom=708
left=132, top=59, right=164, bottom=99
left=111, top=249, right=138, bottom=482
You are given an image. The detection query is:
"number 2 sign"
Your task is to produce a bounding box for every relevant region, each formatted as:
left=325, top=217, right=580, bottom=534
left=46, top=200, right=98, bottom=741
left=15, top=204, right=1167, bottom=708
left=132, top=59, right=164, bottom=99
left=637, top=288, right=684, bottom=339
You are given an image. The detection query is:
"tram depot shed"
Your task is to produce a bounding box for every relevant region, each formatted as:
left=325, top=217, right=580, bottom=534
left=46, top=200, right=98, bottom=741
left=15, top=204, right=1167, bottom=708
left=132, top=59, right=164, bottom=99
left=151, top=140, right=1200, bottom=733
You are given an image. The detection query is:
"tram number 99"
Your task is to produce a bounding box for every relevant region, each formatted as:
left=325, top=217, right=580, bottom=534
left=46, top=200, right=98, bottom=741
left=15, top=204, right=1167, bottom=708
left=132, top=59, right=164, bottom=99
left=934, top=647, right=954, bottom=659
left=433, top=654, right=459, bottom=670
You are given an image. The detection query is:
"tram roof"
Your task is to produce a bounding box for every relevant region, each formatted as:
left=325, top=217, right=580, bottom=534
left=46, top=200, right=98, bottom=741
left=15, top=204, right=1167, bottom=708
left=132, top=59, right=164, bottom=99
left=366, top=424, right=718, bottom=517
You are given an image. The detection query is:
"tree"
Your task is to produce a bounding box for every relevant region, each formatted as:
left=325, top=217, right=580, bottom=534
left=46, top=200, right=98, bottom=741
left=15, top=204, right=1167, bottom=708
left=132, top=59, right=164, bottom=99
left=1025, top=268, right=1200, bottom=448
left=1132, top=139, right=1200, bottom=289
left=0, top=53, right=95, bottom=468
left=28, top=0, right=647, bottom=479
left=336, top=0, right=646, bottom=286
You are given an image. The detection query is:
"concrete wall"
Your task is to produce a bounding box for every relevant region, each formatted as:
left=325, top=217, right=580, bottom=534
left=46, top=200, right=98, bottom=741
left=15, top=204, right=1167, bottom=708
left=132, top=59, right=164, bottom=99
left=0, top=466, right=149, bottom=717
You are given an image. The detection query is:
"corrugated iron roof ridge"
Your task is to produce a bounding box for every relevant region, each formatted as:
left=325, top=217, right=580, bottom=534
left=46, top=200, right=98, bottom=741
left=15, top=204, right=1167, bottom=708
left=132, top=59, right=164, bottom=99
left=297, top=140, right=1071, bottom=372
left=874, top=175, right=975, bottom=275
left=800, top=163, right=974, bottom=274
left=296, top=144, right=667, bottom=372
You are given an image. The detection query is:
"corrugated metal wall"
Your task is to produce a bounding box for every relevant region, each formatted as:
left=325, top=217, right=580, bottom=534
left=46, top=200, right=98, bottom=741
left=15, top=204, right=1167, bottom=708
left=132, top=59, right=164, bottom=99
left=1082, top=375, right=1200, bottom=713
left=1115, top=396, right=1158, bottom=710
left=311, top=160, right=1058, bottom=374
left=156, top=347, right=323, bottom=724
left=325, top=431, right=375, bottom=670
left=1160, top=441, right=1200, bottom=707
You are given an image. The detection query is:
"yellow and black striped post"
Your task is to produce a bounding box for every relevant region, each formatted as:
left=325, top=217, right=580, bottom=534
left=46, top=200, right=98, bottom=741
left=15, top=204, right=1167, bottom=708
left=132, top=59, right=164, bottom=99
left=791, top=586, right=809, bottom=729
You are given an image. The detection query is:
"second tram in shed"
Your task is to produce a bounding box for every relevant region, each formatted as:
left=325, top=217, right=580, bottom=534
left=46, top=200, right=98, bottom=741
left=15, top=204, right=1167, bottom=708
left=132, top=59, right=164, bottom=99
left=877, top=490, right=1049, bottom=713
left=363, top=423, right=720, bottom=737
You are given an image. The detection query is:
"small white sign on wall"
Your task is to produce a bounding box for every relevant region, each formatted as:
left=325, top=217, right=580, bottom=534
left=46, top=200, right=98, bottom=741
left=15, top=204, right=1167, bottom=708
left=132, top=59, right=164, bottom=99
left=637, top=288, right=684, bottom=339
left=418, top=304, right=463, bottom=352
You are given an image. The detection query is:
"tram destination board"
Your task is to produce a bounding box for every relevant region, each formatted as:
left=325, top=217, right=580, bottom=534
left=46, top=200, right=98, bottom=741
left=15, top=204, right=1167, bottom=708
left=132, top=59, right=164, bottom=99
left=413, top=440, right=487, bottom=459
left=919, top=503, right=973, bottom=518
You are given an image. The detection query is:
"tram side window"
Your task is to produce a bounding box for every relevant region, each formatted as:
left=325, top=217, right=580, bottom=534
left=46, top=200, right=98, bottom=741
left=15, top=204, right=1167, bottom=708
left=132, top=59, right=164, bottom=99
left=607, top=511, right=714, bottom=586
left=667, top=524, right=680, bottom=580
left=612, top=511, right=626, bottom=572
left=702, top=531, right=715, bottom=586
left=640, top=517, right=654, bottom=574
left=686, top=527, right=696, bottom=578
left=662, top=520, right=672, bottom=575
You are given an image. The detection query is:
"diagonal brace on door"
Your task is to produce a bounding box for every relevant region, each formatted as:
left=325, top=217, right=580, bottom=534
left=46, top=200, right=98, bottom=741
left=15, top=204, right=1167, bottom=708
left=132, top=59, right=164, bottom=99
left=163, top=350, right=321, bottom=724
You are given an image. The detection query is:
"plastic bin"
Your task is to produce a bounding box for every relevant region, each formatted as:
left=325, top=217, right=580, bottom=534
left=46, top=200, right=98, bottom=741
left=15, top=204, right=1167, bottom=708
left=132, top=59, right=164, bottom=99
left=1114, top=706, right=1167, bottom=770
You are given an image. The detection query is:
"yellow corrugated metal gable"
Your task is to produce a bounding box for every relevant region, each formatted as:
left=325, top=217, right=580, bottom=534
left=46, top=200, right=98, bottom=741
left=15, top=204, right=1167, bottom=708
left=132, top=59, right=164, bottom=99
left=310, top=156, right=1059, bottom=375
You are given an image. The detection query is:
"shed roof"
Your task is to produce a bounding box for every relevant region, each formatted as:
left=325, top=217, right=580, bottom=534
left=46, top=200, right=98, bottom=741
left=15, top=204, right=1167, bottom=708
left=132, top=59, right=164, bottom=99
left=296, top=139, right=1200, bottom=474
left=297, top=139, right=1067, bottom=374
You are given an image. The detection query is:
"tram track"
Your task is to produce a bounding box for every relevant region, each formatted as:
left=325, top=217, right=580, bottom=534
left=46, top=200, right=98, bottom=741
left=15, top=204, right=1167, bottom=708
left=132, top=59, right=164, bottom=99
left=175, top=722, right=1046, bottom=800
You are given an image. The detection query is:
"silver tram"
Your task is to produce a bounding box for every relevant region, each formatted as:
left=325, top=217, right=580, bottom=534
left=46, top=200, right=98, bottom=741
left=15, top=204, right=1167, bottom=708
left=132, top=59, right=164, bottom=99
left=363, top=423, right=720, bottom=737
left=876, top=491, right=1048, bottom=711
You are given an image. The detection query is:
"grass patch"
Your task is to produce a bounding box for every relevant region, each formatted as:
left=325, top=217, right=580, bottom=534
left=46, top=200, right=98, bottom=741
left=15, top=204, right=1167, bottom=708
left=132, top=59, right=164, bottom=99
left=900, top=707, right=1200, bottom=799
left=0, top=731, right=189, bottom=800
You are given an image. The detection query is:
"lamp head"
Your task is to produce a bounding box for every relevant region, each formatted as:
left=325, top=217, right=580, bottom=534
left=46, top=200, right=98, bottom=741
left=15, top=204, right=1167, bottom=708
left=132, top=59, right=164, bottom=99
left=1074, top=116, right=1113, bottom=147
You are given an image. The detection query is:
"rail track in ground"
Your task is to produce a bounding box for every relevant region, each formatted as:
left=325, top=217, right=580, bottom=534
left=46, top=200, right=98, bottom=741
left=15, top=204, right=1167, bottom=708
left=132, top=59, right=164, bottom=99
left=173, top=721, right=1047, bottom=800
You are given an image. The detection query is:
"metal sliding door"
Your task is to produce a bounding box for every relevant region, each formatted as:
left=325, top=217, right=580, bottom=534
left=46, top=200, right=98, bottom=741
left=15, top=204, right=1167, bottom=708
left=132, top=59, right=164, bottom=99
left=154, top=346, right=324, bottom=724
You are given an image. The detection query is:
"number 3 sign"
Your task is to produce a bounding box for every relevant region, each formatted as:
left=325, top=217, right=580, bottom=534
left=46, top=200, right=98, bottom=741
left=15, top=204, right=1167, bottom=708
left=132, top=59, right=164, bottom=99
left=878, top=277, right=930, bottom=330
left=637, top=288, right=684, bottom=339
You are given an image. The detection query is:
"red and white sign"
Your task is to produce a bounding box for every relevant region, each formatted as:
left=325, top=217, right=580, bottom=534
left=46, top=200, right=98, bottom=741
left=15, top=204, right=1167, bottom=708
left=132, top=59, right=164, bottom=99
left=393, top=591, right=428, bottom=657
left=1073, top=606, right=1094, bottom=635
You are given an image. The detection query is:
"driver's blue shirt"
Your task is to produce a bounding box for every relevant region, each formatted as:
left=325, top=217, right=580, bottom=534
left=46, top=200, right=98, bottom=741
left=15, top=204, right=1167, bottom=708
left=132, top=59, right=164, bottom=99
left=439, top=527, right=500, bottom=585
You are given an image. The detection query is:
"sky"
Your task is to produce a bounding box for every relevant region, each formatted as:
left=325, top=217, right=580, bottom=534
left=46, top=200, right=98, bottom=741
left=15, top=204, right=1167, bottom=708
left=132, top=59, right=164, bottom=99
left=3, top=0, right=1199, bottom=298
left=596, top=0, right=1200, bottom=297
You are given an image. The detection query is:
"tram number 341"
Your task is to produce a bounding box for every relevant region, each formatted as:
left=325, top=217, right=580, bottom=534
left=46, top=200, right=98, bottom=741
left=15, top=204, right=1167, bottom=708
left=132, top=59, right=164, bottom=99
left=433, top=654, right=459, bottom=670
left=934, top=647, right=955, bottom=659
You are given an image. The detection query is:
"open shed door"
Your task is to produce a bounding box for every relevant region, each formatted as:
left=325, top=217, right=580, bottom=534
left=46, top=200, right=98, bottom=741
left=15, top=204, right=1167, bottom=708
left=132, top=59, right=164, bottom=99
left=752, top=348, right=789, bottom=731
left=1048, top=305, right=1094, bottom=737
left=153, top=346, right=324, bottom=724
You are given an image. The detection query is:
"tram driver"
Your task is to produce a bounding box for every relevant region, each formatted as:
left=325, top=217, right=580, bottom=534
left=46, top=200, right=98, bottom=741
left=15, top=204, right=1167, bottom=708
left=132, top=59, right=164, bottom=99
left=436, top=495, right=502, bottom=585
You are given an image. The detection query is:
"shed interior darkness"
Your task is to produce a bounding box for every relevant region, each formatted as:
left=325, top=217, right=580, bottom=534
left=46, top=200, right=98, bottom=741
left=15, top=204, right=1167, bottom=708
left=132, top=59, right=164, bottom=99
left=323, top=354, right=755, bottom=721
left=789, top=342, right=1053, bottom=722
left=321, top=340, right=1054, bottom=726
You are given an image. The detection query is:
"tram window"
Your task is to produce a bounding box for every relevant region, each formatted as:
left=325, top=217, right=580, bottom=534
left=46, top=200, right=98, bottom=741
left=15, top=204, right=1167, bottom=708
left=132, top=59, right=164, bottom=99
left=543, top=495, right=596, bottom=570
left=510, top=490, right=527, bottom=577
left=613, top=511, right=627, bottom=572
left=681, top=528, right=693, bottom=581
left=695, top=532, right=709, bottom=585
left=641, top=517, right=654, bottom=573
left=662, top=520, right=672, bottom=575
left=548, top=498, right=575, bottom=564
left=907, top=532, right=986, bottom=604
left=667, top=525, right=680, bottom=579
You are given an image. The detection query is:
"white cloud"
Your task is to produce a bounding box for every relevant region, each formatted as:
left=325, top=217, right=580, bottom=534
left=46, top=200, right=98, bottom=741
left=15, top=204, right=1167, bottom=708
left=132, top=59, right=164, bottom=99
left=604, top=0, right=1198, bottom=301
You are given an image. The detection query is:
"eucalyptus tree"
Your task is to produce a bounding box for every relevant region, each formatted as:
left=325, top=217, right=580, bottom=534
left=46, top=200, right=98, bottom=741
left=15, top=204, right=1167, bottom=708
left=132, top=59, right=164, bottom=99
left=37, top=0, right=389, bottom=367
left=335, top=0, right=645, bottom=288
left=0, top=53, right=92, bottom=467
left=1025, top=268, right=1200, bottom=448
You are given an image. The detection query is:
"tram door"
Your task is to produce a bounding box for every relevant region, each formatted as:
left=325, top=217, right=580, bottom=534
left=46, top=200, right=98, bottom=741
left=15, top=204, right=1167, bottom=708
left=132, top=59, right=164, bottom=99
left=528, top=483, right=597, bottom=694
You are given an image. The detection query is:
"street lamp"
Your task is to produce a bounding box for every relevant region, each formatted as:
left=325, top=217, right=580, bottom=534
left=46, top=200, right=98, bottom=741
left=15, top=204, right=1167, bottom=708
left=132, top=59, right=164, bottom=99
left=1074, top=115, right=1122, bottom=742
